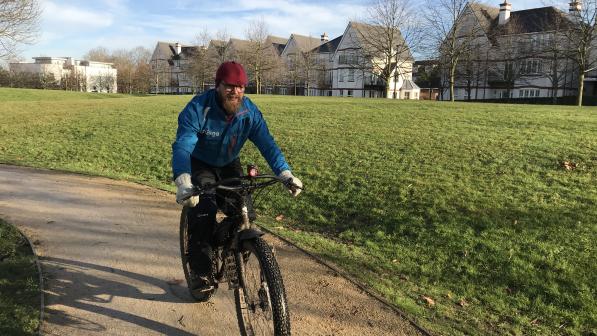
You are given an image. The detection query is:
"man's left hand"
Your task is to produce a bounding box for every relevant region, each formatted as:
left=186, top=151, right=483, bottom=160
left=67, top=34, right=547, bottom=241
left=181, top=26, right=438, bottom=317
left=278, top=170, right=303, bottom=197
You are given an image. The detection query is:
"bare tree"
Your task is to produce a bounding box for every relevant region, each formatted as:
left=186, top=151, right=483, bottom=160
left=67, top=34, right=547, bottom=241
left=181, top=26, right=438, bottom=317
left=565, top=0, right=597, bottom=106
left=112, top=49, right=134, bottom=94
left=357, top=0, right=420, bottom=98
left=208, top=29, right=232, bottom=66
left=0, top=0, right=41, bottom=59
left=188, top=29, right=214, bottom=93
left=298, top=36, right=322, bottom=96
left=241, top=18, right=282, bottom=94
left=83, top=46, right=112, bottom=62
left=423, top=0, right=485, bottom=101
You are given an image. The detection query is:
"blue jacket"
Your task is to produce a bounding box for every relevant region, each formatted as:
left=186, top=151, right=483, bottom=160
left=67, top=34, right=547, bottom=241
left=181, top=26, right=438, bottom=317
left=172, top=89, right=290, bottom=179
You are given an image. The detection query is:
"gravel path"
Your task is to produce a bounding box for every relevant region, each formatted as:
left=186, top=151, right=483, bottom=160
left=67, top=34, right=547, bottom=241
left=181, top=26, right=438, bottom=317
left=0, top=164, right=423, bottom=336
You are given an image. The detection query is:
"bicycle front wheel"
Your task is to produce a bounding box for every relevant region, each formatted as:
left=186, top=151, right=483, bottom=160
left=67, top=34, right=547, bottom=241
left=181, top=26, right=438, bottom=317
left=235, top=237, right=290, bottom=336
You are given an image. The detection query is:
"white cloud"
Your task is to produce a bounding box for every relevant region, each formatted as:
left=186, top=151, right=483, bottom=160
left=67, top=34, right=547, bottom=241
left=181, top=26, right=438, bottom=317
left=41, top=0, right=114, bottom=28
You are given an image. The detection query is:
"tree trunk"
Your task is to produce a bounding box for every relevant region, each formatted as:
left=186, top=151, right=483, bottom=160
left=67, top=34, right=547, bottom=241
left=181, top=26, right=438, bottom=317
left=385, top=81, right=390, bottom=99
left=448, top=60, right=457, bottom=102
left=577, top=71, right=584, bottom=106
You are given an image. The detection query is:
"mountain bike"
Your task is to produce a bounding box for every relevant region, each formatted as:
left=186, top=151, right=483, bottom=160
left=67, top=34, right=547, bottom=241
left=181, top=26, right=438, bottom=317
left=179, top=165, right=301, bottom=336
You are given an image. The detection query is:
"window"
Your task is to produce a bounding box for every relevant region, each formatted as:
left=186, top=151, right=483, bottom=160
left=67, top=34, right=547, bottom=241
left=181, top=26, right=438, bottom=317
left=340, top=89, right=344, bottom=96
left=405, top=92, right=410, bottom=99
left=504, top=62, right=513, bottom=80
left=521, top=59, right=542, bottom=74
left=348, top=69, right=355, bottom=82
left=519, top=89, right=541, bottom=98
left=347, top=90, right=353, bottom=97
left=499, top=90, right=512, bottom=98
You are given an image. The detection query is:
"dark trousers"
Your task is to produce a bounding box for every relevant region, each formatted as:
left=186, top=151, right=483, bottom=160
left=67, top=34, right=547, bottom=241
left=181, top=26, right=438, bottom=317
left=187, top=157, right=252, bottom=275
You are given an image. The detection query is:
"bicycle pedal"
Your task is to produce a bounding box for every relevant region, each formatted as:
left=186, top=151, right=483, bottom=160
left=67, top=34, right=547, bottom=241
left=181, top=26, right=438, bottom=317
left=192, top=285, right=215, bottom=294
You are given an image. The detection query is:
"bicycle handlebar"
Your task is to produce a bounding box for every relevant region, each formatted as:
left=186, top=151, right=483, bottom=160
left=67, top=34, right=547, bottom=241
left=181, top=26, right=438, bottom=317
left=181, top=174, right=303, bottom=201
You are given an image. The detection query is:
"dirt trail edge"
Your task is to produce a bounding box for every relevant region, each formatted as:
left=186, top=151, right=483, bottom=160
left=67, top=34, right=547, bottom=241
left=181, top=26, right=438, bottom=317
left=0, top=164, right=423, bottom=336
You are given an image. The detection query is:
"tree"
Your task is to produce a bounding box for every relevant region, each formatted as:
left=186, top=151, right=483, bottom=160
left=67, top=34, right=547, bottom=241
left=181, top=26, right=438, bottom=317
left=208, top=30, right=232, bottom=67
left=534, top=8, right=572, bottom=104
left=188, top=29, right=215, bottom=93
left=423, top=0, right=484, bottom=101
left=83, top=46, right=112, bottom=62
left=357, top=0, right=421, bottom=98
left=0, top=66, right=10, bottom=86
left=565, top=0, right=597, bottom=106
left=0, top=0, right=41, bottom=59
left=112, top=49, right=134, bottom=94
left=241, top=18, right=282, bottom=94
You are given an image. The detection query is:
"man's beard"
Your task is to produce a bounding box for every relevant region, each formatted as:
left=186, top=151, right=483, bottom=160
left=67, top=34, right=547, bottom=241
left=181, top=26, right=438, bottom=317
left=220, top=94, right=242, bottom=115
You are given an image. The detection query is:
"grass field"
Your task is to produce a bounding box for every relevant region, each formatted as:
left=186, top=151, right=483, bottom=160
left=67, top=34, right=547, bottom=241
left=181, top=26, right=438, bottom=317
left=0, top=218, right=40, bottom=335
left=1, top=87, right=596, bottom=335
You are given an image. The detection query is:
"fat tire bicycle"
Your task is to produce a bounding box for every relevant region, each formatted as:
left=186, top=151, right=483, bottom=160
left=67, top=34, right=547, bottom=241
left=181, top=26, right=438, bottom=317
left=179, top=165, right=301, bottom=336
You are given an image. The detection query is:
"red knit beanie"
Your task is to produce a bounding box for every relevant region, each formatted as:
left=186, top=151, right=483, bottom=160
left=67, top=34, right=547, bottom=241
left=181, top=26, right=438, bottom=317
left=215, top=61, right=248, bottom=86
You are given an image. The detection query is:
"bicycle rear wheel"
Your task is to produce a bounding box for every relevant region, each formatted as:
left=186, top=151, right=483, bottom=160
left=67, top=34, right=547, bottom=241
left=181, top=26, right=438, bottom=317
left=235, top=237, right=290, bottom=336
left=179, top=207, right=216, bottom=302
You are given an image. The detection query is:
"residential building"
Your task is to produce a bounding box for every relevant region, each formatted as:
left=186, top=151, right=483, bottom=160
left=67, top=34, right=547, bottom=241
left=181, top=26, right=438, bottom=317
left=281, top=33, right=326, bottom=96
left=149, top=21, right=419, bottom=99
left=9, top=57, right=117, bottom=93
left=331, top=22, right=419, bottom=99
left=413, top=60, right=440, bottom=100
left=442, top=1, right=582, bottom=101
left=150, top=42, right=200, bottom=94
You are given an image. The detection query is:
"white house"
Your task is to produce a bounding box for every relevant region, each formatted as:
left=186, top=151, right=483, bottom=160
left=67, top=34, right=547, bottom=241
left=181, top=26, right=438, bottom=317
left=9, top=57, right=118, bottom=93
left=442, top=1, right=582, bottom=101
left=332, top=22, right=419, bottom=99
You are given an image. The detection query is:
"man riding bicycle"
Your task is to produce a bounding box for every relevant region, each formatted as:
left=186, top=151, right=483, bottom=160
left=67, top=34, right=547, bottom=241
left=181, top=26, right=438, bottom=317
left=171, top=61, right=302, bottom=297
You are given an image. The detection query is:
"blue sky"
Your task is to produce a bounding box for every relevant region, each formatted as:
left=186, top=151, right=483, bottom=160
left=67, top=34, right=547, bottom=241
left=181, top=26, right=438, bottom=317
left=17, top=0, right=558, bottom=61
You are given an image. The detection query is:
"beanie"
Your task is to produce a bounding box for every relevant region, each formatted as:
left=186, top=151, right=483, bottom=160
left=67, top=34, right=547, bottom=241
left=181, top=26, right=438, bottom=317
left=215, top=61, right=248, bottom=86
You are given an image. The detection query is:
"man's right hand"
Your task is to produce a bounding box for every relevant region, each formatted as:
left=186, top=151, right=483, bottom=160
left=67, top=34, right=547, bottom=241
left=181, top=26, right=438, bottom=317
left=175, top=173, right=199, bottom=207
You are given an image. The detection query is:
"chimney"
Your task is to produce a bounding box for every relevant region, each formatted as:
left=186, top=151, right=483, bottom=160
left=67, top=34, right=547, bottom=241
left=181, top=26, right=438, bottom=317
left=175, top=42, right=182, bottom=55
left=320, top=32, right=329, bottom=42
left=569, top=1, right=581, bottom=13
left=498, top=1, right=512, bottom=25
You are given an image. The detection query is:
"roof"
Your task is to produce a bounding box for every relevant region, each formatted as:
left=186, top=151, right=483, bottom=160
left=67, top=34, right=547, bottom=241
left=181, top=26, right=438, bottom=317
left=209, top=40, right=227, bottom=48
left=348, top=21, right=413, bottom=61
left=401, top=79, right=420, bottom=91
left=469, top=3, right=500, bottom=36
left=153, top=41, right=196, bottom=59
left=469, top=4, right=573, bottom=37
left=267, top=35, right=288, bottom=45
left=313, top=35, right=342, bottom=53
left=499, top=6, right=573, bottom=34
left=267, top=35, right=287, bottom=56
left=229, top=38, right=252, bottom=51
left=290, top=34, right=324, bottom=52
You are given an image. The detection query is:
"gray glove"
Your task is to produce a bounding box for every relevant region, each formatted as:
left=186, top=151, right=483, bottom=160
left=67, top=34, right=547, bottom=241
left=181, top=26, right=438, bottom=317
left=278, top=170, right=303, bottom=197
left=175, top=173, right=199, bottom=207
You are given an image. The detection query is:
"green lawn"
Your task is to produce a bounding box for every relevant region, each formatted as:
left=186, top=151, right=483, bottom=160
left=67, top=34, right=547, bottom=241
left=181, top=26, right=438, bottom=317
left=1, top=88, right=595, bottom=335
left=0, top=218, right=40, bottom=336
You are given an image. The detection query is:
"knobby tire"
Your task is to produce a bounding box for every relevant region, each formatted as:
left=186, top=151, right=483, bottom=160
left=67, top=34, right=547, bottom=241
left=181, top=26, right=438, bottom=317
left=235, top=237, right=291, bottom=336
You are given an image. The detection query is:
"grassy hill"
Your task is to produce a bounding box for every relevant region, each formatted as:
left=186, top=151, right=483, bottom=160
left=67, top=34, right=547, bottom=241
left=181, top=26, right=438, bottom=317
left=1, top=88, right=595, bottom=335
